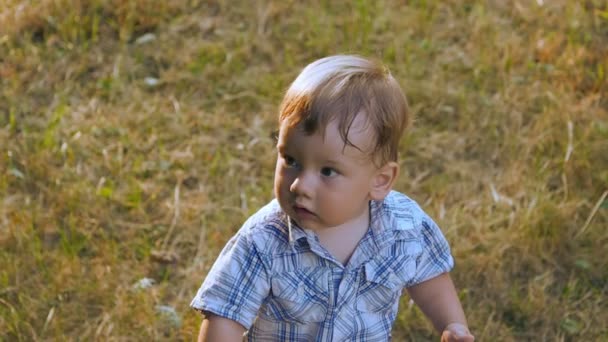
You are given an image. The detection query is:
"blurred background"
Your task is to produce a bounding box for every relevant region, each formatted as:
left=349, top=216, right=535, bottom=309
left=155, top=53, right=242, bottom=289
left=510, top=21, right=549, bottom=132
left=1, top=0, right=607, bottom=340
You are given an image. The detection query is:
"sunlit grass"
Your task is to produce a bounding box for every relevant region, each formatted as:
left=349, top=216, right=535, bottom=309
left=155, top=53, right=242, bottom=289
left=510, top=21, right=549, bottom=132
left=1, top=0, right=607, bottom=340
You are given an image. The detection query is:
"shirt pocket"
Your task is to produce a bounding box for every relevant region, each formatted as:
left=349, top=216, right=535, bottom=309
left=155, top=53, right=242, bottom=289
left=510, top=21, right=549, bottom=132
left=356, top=252, right=417, bottom=313
left=264, top=269, right=329, bottom=324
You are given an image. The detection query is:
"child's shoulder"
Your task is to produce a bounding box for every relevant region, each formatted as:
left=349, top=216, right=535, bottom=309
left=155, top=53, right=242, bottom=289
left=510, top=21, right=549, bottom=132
left=381, top=190, right=438, bottom=232
left=237, top=199, right=292, bottom=253
left=383, top=190, right=428, bottom=217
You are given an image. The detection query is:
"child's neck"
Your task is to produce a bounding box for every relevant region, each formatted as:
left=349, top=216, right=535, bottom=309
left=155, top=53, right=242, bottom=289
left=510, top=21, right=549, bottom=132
left=315, top=203, right=370, bottom=266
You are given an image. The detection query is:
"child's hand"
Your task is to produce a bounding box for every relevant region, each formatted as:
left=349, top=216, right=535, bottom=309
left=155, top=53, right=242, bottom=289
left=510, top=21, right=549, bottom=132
left=441, top=323, right=474, bottom=342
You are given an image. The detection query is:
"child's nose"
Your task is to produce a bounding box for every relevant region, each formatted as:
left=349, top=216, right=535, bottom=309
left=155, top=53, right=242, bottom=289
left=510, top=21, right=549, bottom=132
left=289, top=172, right=314, bottom=197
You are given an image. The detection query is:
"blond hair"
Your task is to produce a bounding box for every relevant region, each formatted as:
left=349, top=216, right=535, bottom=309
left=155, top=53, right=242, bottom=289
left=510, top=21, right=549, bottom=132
left=278, top=55, right=410, bottom=166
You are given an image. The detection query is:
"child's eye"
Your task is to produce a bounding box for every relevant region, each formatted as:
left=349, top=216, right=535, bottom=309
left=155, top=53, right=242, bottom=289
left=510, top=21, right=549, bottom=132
left=320, top=167, right=338, bottom=177
left=283, top=155, right=298, bottom=168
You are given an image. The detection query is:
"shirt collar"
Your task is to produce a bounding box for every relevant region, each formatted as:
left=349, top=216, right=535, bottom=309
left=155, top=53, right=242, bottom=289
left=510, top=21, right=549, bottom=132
left=368, top=198, right=391, bottom=251
left=287, top=217, right=309, bottom=246
left=368, top=193, right=418, bottom=251
left=285, top=192, right=418, bottom=251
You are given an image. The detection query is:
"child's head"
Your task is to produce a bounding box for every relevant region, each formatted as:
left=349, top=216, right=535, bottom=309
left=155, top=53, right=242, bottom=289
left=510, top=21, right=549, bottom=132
left=278, top=55, right=410, bottom=167
left=274, top=55, right=410, bottom=231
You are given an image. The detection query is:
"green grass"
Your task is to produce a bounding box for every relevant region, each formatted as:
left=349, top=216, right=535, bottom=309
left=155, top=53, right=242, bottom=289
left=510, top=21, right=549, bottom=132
left=1, top=0, right=607, bottom=340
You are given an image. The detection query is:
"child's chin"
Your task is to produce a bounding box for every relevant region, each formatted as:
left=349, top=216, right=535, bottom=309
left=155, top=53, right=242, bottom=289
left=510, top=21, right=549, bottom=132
left=291, top=216, right=317, bottom=230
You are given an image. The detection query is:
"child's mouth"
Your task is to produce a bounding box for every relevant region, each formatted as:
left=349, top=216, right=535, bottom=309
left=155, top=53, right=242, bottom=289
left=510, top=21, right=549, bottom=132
left=293, top=205, right=315, bottom=218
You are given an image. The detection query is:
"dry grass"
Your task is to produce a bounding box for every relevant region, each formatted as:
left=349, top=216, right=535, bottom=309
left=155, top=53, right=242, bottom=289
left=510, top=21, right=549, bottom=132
left=1, top=0, right=607, bottom=340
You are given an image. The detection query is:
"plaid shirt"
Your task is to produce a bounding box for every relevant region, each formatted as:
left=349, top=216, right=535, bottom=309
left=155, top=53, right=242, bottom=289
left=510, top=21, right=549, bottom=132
left=191, top=191, right=454, bottom=341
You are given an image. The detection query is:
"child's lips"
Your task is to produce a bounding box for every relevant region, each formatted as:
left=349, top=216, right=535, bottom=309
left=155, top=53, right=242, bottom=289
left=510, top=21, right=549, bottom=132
left=293, top=205, right=315, bottom=217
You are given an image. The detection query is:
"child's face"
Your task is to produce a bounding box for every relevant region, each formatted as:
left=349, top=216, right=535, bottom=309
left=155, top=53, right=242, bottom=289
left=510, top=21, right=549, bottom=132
left=274, top=116, right=379, bottom=231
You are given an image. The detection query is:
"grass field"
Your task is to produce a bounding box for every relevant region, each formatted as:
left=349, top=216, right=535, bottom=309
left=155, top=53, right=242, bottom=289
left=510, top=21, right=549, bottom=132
left=1, top=0, right=607, bottom=340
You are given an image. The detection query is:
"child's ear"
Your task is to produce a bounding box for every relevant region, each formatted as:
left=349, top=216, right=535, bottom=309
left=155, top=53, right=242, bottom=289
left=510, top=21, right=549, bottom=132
left=370, top=161, right=399, bottom=200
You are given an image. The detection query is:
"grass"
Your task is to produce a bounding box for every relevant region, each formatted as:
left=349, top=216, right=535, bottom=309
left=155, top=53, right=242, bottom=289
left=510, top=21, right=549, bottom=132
left=1, top=0, right=607, bottom=340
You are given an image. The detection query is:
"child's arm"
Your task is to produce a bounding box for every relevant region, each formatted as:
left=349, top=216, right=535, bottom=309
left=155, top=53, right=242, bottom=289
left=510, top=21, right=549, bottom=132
left=198, top=313, right=245, bottom=342
left=407, top=272, right=474, bottom=342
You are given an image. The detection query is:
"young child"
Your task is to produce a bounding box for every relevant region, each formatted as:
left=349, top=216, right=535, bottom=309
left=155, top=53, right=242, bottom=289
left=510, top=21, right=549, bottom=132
left=191, top=55, right=474, bottom=341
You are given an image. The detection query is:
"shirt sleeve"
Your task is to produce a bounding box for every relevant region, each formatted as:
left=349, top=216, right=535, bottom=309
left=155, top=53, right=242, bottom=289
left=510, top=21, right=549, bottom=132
left=190, top=228, right=271, bottom=329
left=411, top=215, right=454, bottom=285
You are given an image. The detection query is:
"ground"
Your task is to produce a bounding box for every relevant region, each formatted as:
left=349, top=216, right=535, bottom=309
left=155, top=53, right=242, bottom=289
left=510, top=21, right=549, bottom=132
left=1, top=0, right=607, bottom=340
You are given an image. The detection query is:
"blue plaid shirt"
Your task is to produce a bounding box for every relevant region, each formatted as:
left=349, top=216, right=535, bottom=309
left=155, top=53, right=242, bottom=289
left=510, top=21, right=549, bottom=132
left=191, top=191, right=454, bottom=341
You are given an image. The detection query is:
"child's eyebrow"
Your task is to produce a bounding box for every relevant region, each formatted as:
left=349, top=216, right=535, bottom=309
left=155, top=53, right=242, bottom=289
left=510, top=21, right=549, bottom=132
left=323, top=158, right=342, bottom=167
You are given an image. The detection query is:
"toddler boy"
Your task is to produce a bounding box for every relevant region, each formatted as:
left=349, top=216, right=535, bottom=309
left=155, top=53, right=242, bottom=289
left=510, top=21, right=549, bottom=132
left=191, top=55, right=474, bottom=341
